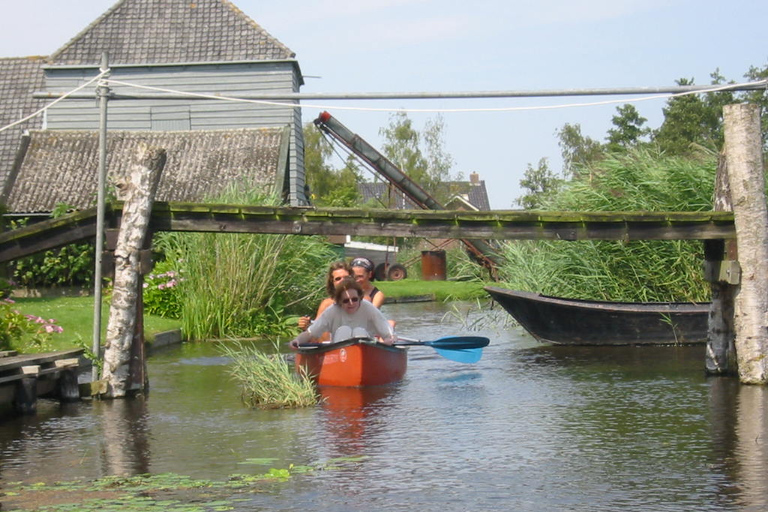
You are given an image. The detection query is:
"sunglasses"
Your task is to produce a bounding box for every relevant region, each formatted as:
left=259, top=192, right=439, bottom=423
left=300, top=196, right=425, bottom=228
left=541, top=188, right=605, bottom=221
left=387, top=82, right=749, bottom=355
left=341, top=296, right=360, bottom=304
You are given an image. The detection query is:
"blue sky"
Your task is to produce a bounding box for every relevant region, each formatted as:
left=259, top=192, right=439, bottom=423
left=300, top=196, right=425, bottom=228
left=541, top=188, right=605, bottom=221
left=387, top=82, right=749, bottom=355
left=1, top=0, right=766, bottom=208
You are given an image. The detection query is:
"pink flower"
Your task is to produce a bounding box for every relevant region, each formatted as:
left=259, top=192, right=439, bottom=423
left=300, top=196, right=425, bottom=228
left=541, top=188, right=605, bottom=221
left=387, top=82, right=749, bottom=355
left=158, top=284, right=166, bottom=290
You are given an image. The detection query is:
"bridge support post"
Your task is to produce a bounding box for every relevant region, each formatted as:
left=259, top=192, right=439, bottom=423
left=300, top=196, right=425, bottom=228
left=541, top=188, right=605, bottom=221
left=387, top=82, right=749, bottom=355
left=101, top=144, right=166, bottom=398
left=723, top=103, right=768, bottom=384
left=705, top=155, right=737, bottom=375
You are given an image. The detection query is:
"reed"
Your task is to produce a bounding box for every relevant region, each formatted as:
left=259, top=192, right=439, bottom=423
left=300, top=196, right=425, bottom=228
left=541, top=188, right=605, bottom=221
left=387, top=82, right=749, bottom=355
left=221, top=341, right=319, bottom=408
left=498, top=148, right=717, bottom=302
left=155, top=186, right=335, bottom=340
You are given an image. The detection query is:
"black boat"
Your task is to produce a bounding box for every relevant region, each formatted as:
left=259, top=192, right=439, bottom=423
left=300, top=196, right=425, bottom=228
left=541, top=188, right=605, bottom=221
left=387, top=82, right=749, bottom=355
left=484, top=286, right=709, bottom=346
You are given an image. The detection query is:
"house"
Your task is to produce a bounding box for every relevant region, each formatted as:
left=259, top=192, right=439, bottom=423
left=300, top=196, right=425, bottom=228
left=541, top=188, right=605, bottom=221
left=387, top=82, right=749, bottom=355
left=357, top=172, right=491, bottom=211
left=0, top=0, right=309, bottom=215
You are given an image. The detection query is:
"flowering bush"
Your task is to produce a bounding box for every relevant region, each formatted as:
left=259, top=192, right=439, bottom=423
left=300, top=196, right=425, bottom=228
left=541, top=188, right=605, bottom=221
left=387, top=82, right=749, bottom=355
left=142, top=259, right=184, bottom=319
left=0, top=298, right=63, bottom=352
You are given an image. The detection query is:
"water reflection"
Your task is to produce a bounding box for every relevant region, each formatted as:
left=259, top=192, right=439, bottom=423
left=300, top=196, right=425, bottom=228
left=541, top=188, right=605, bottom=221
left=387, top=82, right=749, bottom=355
left=709, top=379, right=768, bottom=511
left=95, top=398, right=151, bottom=476
left=317, top=385, right=398, bottom=457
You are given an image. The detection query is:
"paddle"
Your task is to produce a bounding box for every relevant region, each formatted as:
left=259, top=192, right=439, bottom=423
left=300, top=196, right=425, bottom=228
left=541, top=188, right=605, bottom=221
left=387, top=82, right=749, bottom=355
left=394, top=335, right=490, bottom=364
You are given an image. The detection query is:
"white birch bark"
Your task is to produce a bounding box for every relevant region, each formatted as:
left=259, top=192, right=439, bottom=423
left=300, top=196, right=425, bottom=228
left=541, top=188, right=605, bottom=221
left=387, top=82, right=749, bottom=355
left=724, top=104, right=768, bottom=384
left=102, top=144, right=166, bottom=397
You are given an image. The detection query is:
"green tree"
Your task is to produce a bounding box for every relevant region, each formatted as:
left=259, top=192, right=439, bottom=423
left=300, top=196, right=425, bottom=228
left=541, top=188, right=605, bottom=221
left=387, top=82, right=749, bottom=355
left=380, top=112, right=431, bottom=191
left=303, top=123, right=361, bottom=207
left=517, top=158, right=561, bottom=209
left=653, top=76, right=733, bottom=156
left=606, top=104, right=651, bottom=151
left=557, top=123, right=604, bottom=179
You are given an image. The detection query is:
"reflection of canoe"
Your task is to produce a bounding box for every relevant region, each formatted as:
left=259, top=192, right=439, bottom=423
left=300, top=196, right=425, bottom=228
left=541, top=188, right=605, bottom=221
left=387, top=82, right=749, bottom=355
left=484, top=286, right=709, bottom=346
left=294, top=338, right=407, bottom=387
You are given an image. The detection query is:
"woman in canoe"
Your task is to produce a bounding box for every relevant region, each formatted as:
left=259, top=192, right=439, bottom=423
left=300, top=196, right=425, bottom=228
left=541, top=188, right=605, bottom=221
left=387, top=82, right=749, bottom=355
left=290, top=277, right=395, bottom=348
left=350, top=257, right=385, bottom=308
left=297, top=260, right=352, bottom=339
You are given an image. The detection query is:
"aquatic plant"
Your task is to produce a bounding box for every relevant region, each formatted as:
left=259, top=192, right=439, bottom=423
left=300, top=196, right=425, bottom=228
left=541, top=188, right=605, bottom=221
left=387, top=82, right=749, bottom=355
left=498, top=148, right=716, bottom=302
left=1, top=457, right=368, bottom=511
left=153, top=186, right=336, bottom=340
left=220, top=340, right=319, bottom=408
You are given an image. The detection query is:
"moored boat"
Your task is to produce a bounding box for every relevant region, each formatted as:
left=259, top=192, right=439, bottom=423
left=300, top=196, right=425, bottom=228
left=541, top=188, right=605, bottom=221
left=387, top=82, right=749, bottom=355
left=294, top=338, right=407, bottom=387
left=484, top=286, right=709, bottom=346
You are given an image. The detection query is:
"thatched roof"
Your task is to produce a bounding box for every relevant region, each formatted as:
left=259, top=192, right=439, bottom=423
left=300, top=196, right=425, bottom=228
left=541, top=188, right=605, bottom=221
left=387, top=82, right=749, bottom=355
left=2, top=128, right=289, bottom=213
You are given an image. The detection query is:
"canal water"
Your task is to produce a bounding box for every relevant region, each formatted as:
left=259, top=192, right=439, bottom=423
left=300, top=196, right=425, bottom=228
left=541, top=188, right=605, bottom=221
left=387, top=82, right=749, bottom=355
left=1, top=300, right=767, bottom=511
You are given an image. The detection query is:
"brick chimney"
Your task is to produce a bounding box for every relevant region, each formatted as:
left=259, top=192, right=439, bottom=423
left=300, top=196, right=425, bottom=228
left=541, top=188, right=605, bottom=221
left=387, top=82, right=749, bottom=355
left=470, top=172, right=480, bottom=185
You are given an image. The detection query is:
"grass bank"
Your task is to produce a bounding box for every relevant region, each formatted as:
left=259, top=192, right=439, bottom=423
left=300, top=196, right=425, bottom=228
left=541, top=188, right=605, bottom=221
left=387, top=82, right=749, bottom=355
left=12, top=296, right=182, bottom=352
left=377, top=279, right=487, bottom=302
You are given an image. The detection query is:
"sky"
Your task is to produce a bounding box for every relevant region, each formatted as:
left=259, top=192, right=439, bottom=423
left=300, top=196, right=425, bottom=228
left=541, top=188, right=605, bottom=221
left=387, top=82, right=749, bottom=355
left=1, top=0, right=766, bottom=209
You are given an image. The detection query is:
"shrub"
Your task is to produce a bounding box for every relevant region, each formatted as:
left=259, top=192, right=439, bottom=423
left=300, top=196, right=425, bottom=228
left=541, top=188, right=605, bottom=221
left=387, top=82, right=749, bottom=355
left=0, top=298, right=63, bottom=352
left=142, top=258, right=184, bottom=318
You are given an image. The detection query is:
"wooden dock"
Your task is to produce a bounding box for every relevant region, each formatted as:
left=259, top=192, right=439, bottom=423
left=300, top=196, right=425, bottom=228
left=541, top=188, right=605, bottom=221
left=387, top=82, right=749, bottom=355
left=0, top=348, right=84, bottom=415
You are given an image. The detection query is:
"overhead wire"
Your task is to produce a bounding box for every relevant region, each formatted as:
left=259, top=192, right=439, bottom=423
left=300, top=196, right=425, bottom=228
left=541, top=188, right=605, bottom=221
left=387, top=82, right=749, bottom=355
left=0, top=70, right=109, bottom=134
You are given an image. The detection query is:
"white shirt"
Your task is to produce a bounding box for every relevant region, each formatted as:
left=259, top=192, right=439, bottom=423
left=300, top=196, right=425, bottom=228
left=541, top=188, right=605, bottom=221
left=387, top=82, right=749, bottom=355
left=308, top=299, right=394, bottom=341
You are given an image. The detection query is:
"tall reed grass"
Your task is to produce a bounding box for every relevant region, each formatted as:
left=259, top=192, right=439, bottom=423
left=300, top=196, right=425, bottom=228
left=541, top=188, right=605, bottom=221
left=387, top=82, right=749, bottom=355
left=498, top=148, right=717, bottom=302
left=155, top=187, right=336, bottom=340
left=220, top=341, right=319, bottom=408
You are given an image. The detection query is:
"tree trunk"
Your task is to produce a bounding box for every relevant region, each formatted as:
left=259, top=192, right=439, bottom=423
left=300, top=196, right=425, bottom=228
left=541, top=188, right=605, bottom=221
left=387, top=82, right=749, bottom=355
left=723, top=103, right=768, bottom=384
left=101, top=144, right=166, bottom=398
left=705, top=154, right=737, bottom=374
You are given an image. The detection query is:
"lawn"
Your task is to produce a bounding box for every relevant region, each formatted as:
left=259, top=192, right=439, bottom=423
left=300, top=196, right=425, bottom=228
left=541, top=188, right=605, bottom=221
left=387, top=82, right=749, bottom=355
left=12, top=295, right=181, bottom=352
left=377, top=279, right=487, bottom=302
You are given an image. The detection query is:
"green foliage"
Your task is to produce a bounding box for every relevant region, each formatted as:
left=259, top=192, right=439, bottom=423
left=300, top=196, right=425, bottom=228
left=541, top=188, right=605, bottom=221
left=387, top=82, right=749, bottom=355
left=0, top=297, right=63, bottom=351
left=142, top=258, right=183, bottom=318
left=155, top=187, right=335, bottom=340
left=654, top=77, right=732, bottom=156
left=379, top=112, right=458, bottom=204
left=517, top=157, right=562, bottom=209
left=500, top=149, right=717, bottom=302
left=221, top=341, right=319, bottom=408
left=557, top=123, right=605, bottom=179
left=304, top=123, right=362, bottom=207
left=607, top=104, right=651, bottom=151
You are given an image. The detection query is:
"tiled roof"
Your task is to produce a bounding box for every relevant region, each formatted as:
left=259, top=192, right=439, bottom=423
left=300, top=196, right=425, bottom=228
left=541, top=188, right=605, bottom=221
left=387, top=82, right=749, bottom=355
left=50, top=0, right=295, bottom=66
left=0, top=57, right=46, bottom=193
left=3, top=128, right=287, bottom=213
left=358, top=180, right=491, bottom=211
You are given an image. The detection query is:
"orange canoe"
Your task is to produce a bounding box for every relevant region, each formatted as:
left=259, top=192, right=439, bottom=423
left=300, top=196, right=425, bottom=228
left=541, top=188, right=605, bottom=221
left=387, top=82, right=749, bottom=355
left=294, top=338, right=407, bottom=387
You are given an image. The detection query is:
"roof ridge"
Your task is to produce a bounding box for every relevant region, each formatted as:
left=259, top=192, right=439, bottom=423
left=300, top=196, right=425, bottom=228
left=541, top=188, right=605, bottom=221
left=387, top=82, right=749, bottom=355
left=49, top=0, right=128, bottom=63
left=221, top=0, right=295, bottom=59
left=48, top=0, right=295, bottom=66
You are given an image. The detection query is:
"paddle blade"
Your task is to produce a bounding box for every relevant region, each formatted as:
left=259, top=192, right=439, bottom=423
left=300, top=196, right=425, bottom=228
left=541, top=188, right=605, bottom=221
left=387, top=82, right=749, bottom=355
left=426, top=336, right=490, bottom=350
left=433, top=347, right=484, bottom=364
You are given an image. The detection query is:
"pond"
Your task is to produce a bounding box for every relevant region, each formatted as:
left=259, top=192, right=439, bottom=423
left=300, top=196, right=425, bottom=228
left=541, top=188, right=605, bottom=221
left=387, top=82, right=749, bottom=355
left=0, top=300, right=766, bottom=511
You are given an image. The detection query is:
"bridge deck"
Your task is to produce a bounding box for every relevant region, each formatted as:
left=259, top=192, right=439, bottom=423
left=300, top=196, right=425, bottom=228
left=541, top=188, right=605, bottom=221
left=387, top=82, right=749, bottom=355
left=0, top=202, right=735, bottom=263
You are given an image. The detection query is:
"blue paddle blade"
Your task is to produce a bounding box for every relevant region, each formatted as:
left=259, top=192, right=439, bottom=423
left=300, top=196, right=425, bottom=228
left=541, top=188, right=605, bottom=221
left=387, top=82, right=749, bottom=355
left=433, top=347, right=483, bottom=364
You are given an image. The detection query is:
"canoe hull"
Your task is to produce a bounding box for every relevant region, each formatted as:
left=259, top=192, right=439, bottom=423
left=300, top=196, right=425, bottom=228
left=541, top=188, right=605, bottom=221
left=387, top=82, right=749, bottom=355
left=485, top=286, right=709, bottom=346
left=295, top=339, right=407, bottom=387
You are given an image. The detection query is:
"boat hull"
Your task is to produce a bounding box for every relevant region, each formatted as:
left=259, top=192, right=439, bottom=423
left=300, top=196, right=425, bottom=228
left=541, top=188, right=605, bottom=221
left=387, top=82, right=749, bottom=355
left=485, top=286, right=709, bottom=346
left=295, top=339, right=407, bottom=387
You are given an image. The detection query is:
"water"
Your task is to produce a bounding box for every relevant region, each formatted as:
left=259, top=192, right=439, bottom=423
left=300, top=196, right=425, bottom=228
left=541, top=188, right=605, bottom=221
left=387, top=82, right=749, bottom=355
left=1, top=300, right=767, bottom=511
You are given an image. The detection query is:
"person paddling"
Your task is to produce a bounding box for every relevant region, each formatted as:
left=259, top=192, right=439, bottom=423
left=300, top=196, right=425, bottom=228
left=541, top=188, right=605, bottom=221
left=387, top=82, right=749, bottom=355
left=290, top=277, right=395, bottom=348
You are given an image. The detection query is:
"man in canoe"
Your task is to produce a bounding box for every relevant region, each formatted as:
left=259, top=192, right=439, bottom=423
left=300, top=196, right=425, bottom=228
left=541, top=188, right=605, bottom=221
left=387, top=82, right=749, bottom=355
left=290, top=277, right=395, bottom=348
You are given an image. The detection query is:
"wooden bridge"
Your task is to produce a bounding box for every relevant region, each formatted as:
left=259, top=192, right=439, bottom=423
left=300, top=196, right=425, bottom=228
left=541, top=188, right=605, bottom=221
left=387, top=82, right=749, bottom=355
left=0, top=202, right=736, bottom=263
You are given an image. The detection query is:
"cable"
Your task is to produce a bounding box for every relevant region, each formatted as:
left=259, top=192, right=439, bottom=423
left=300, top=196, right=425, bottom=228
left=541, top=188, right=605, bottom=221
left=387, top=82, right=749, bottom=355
left=0, top=70, right=109, bottom=134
